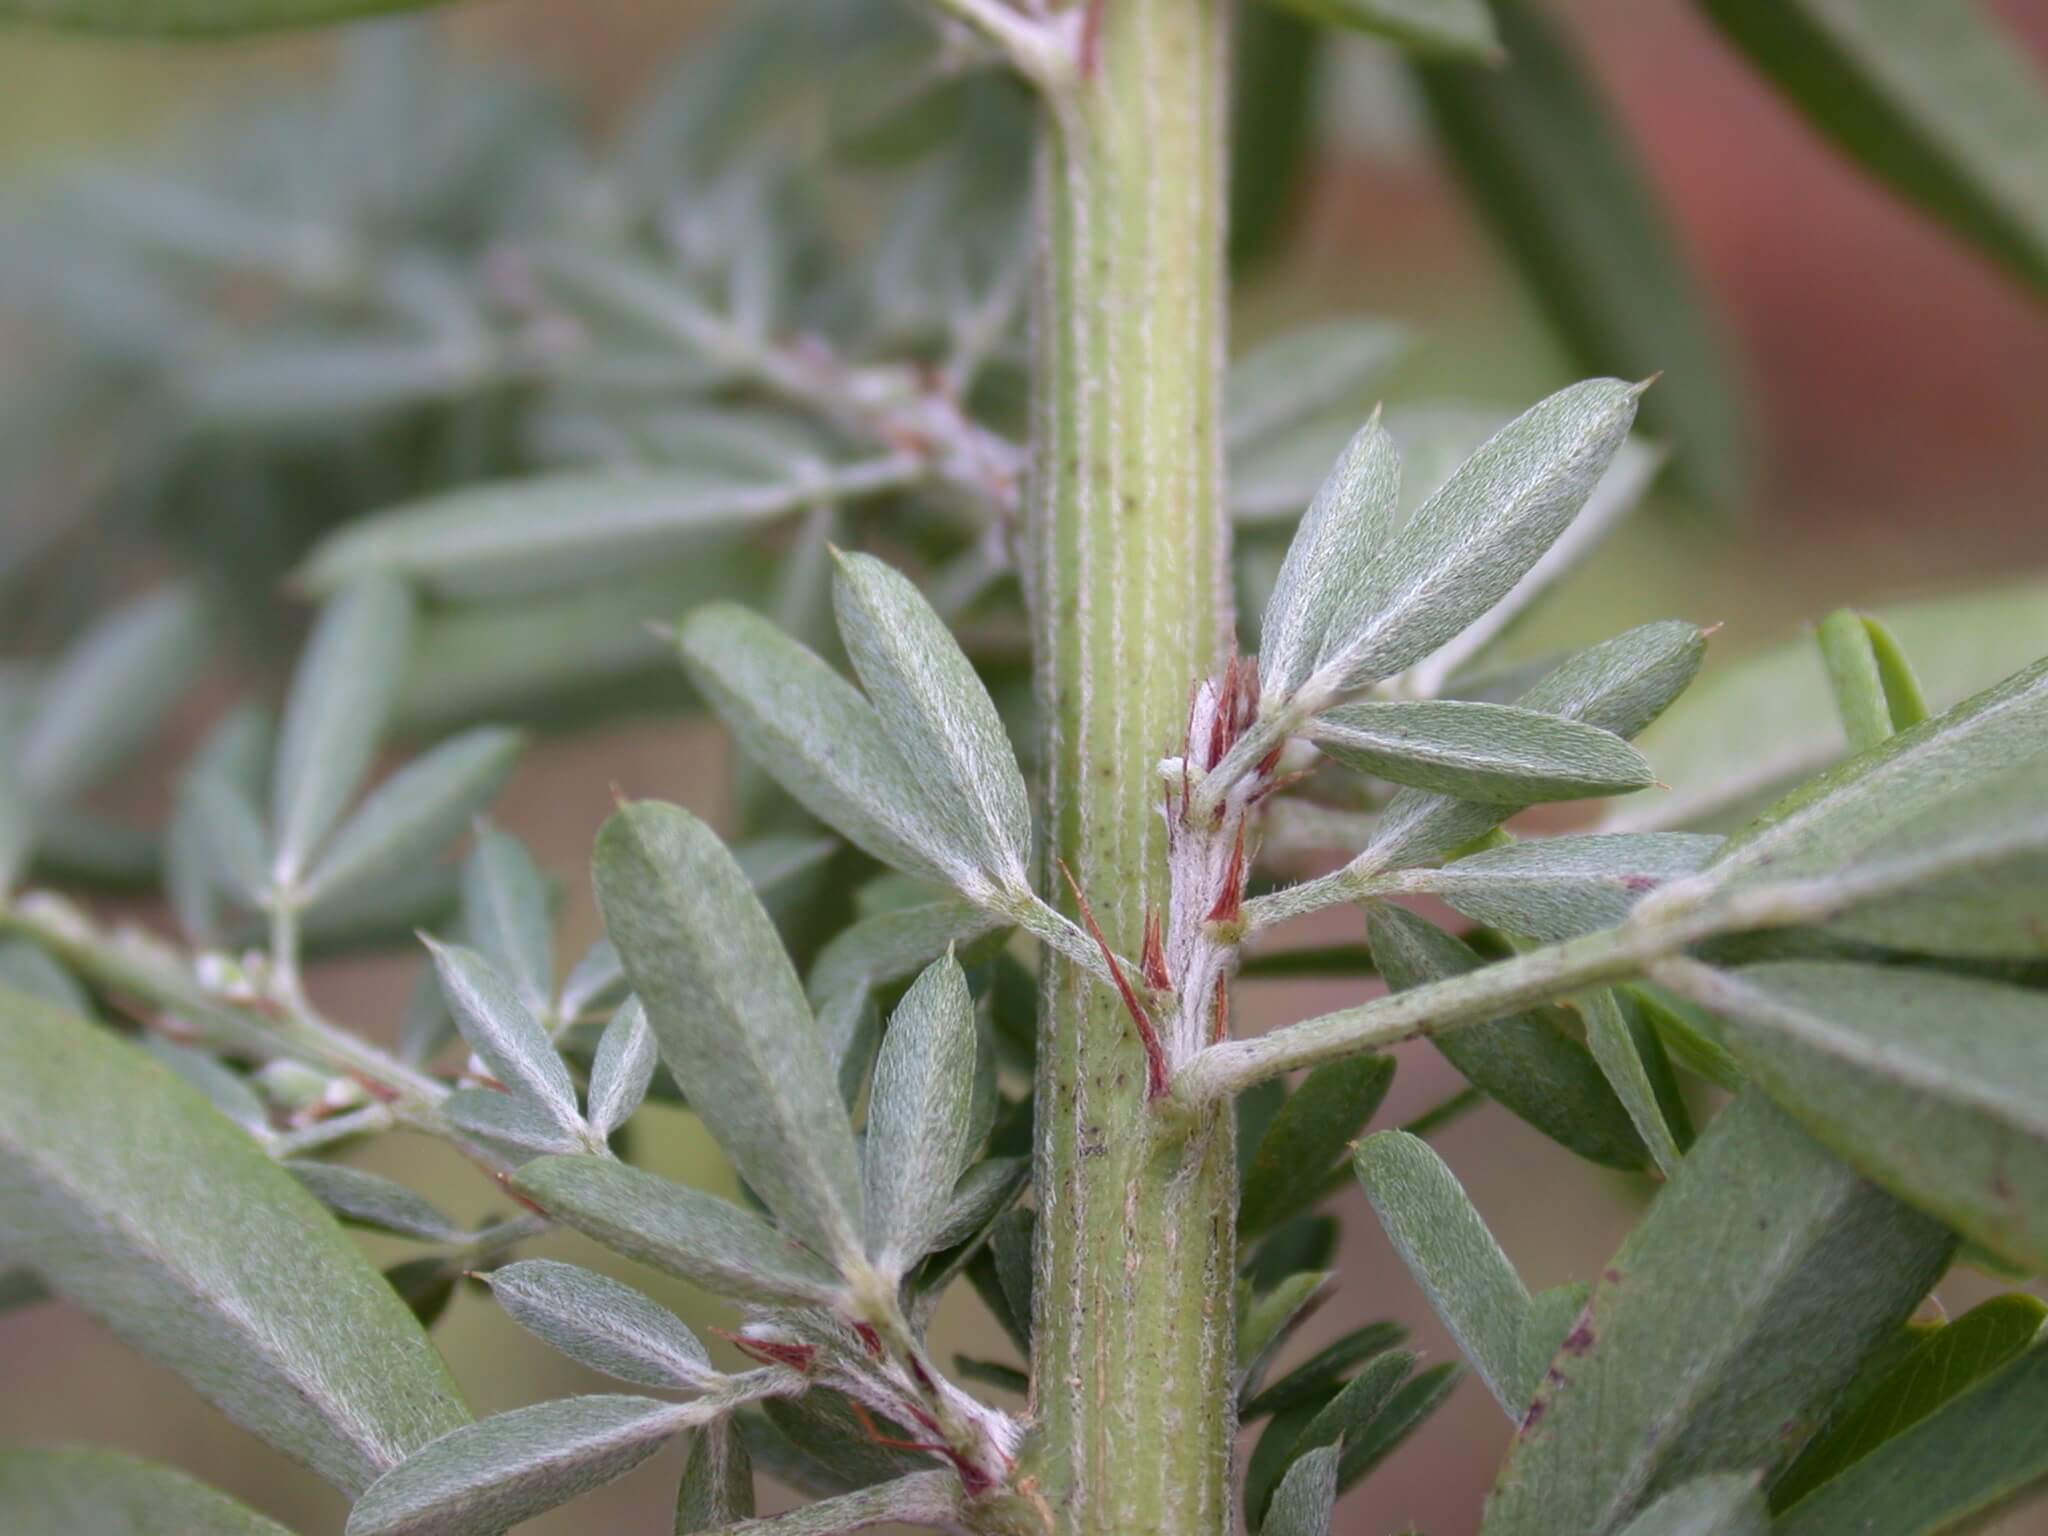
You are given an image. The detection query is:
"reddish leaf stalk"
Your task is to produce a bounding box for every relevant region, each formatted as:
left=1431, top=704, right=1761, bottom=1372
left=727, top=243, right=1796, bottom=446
left=1059, top=858, right=1171, bottom=1099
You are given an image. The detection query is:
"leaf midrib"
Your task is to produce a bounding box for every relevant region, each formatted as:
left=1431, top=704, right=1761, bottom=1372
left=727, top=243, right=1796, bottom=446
left=1581, top=1173, right=1869, bottom=1533
left=632, top=825, right=856, bottom=1261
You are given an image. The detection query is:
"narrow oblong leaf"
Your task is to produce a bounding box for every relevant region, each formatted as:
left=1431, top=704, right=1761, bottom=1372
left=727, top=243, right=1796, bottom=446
left=1773, top=1293, right=2045, bottom=1511
left=1230, top=3, right=1321, bottom=273
left=830, top=551, right=1032, bottom=893
left=34, top=807, right=159, bottom=888
left=1815, top=608, right=1893, bottom=753
left=1258, top=417, right=1402, bottom=702
left=678, top=603, right=953, bottom=887
left=17, top=586, right=208, bottom=800
left=675, top=1418, right=753, bottom=1531
left=586, top=997, right=657, bottom=1139
left=346, top=1394, right=684, bottom=1536
left=921, top=1155, right=1030, bottom=1260
left=1698, top=0, right=2048, bottom=295
left=1262, top=1443, right=1340, bottom=1536
left=427, top=939, right=582, bottom=1135
left=0, top=993, right=469, bottom=1492
left=513, top=1155, right=844, bottom=1309
left=1481, top=1091, right=1954, bottom=1536
left=1297, top=379, right=1643, bottom=706
left=1335, top=1361, right=1459, bottom=1493
left=1364, top=619, right=1707, bottom=872
left=1238, top=1271, right=1335, bottom=1387
left=1226, top=320, right=1410, bottom=453
left=1509, top=621, right=1713, bottom=744
left=593, top=801, right=862, bottom=1264
left=485, top=1260, right=718, bottom=1391
left=286, top=1161, right=467, bottom=1245
left=1263, top=0, right=1498, bottom=60
left=1243, top=1321, right=1409, bottom=1420
left=272, top=576, right=417, bottom=884
left=863, top=955, right=980, bottom=1274
left=166, top=706, right=272, bottom=940
left=390, top=552, right=768, bottom=734
left=442, top=1087, right=586, bottom=1162
left=184, top=341, right=482, bottom=427
left=1627, top=984, right=1742, bottom=1093
left=1416, top=0, right=1751, bottom=511
left=143, top=1037, right=270, bottom=1135
left=1580, top=990, right=1685, bottom=1178
left=1354, top=1130, right=1531, bottom=1417
left=818, top=986, right=884, bottom=1112
left=1409, top=832, right=1723, bottom=941
left=1615, top=1476, right=1769, bottom=1536
left=1311, top=700, right=1651, bottom=802
left=1369, top=904, right=1649, bottom=1169
left=0, top=1446, right=293, bottom=1535
left=1397, top=419, right=1665, bottom=696
left=1246, top=1216, right=1340, bottom=1292
left=1774, top=1342, right=2048, bottom=1536
left=559, top=937, right=626, bottom=1025
left=733, top=833, right=839, bottom=911
left=461, top=825, right=555, bottom=1020
left=1614, top=583, right=2048, bottom=834
left=301, top=464, right=913, bottom=602
left=1245, top=1397, right=1340, bottom=1533
left=704, top=1468, right=961, bottom=1534
left=1237, top=1077, right=1290, bottom=1178
left=806, top=896, right=1006, bottom=1008
left=1861, top=613, right=1927, bottom=730
left=1239, top=1053, right=1395, bottom=1237
left=1671, top=960, right=2048, bottom=1277
left=183, top=771, right=271, bottom=908
left=0, top=939, right=88, bottom=1015
left=1247, top=1350, right=1413, bottom=1528
left=302, top=729, right=522, bottom=908
left=296, top=862, right=460, bottom=956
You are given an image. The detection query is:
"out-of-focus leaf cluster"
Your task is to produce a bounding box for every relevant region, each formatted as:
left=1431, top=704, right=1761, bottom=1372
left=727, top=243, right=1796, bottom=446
left=0, top=4, right=1035, bottom=737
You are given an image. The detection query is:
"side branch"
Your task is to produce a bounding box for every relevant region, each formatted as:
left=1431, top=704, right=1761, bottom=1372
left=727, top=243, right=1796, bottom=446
left=1179, top=848, right=1981, bottom=1101
left=1178, top=921, right=1666, bottom=1101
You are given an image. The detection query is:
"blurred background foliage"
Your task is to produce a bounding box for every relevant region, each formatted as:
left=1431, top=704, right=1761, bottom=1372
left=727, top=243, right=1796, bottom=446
left=1, top=0, right=2045, bottom=1531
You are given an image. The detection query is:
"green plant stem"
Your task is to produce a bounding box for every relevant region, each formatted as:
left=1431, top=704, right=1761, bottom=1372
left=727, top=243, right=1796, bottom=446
left=1026, top=0, right=1235, bottom=1529
left=2, top=893, right=446, bottom=1112
left=265, top=1102, right=394, bottom=1158
left=1180, top=849, right=1993, bottom=1102
left=267, top=896, right=306, bottom=1008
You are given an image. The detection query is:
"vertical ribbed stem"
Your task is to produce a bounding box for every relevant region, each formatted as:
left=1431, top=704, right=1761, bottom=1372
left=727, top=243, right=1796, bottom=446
left=1026, top=1, right=1234, bottom=1532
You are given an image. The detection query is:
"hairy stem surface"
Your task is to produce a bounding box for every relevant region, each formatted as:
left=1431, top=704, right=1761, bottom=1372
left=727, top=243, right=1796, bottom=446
left=1025, top=2, right=1235, bottom=1531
